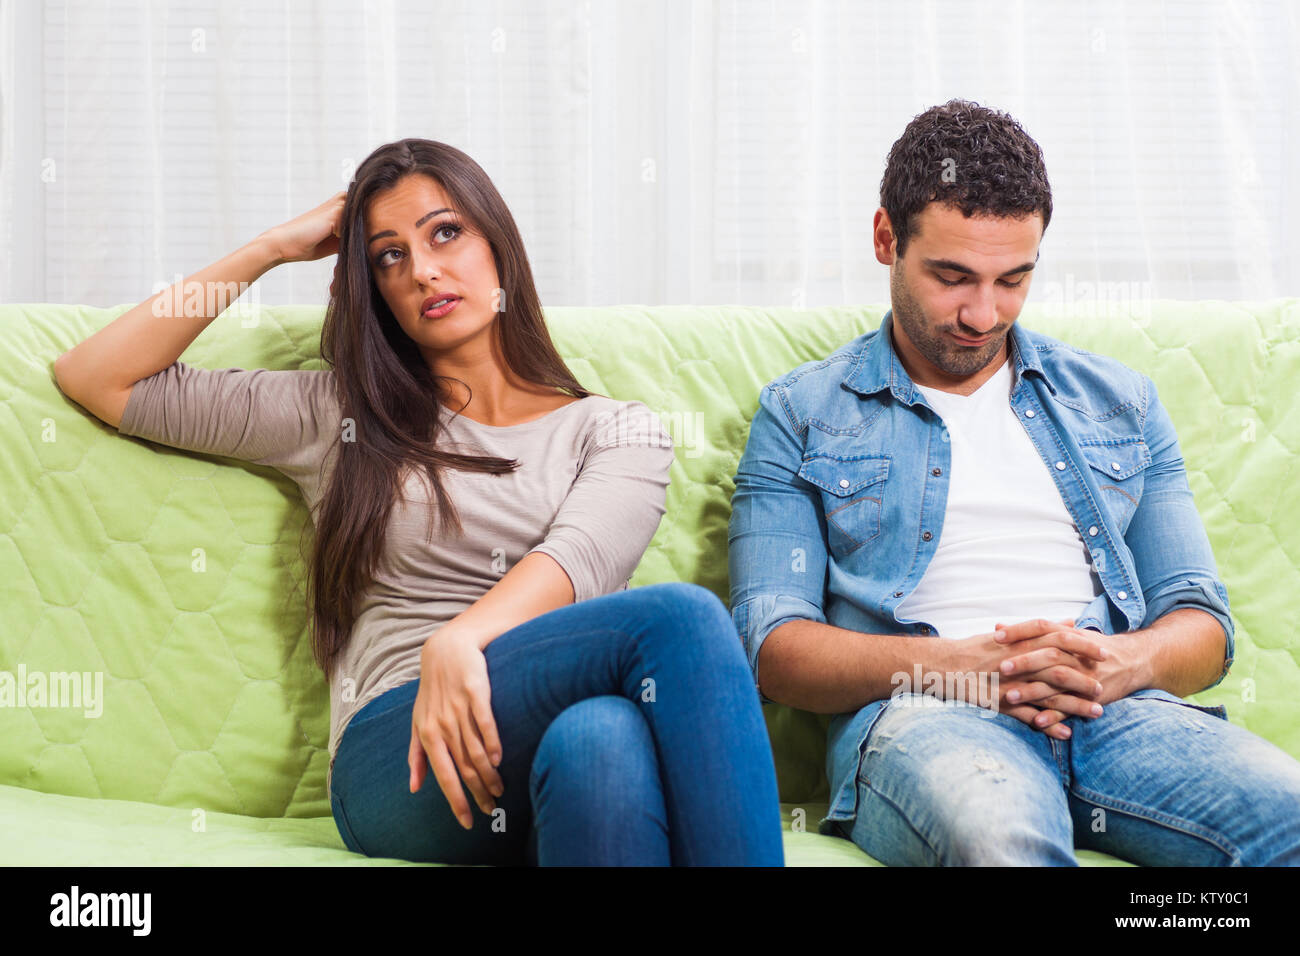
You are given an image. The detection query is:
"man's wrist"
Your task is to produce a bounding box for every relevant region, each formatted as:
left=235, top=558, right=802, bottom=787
left=1112, top=628, right=1156, bottom=694
left=927, top=637, right=971, bottom=690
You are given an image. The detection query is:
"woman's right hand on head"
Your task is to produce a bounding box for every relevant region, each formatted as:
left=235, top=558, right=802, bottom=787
left=261, top=191, right=346, bottom=265
left=407, top=627, right=504, bottom=830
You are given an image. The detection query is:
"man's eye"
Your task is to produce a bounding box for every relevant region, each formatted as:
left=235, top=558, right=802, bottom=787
left=936, top=273, right=1028, bottom=288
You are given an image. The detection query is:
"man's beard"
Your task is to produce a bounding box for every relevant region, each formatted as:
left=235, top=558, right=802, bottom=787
left=889, top=266, right=1007, bottom=377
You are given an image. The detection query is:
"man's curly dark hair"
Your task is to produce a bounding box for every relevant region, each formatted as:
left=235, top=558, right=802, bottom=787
left=881, top=99, right=1052, bottom=257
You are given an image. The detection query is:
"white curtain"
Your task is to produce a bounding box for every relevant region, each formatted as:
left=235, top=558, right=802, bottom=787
left=2, top=0, right=1297, bottom=308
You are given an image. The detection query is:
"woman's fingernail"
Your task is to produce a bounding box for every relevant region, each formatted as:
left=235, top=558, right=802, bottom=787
left=1091, top=704, right=1103, bottom=716
left=1007, top=690, right=1021, bottom=702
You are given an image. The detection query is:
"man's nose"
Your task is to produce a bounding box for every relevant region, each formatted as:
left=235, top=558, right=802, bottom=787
left=959, top=285, right=998, bottom=334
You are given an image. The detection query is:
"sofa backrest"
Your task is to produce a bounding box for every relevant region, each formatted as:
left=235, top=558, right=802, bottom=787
left=3, top=300, right=1295, bottom=817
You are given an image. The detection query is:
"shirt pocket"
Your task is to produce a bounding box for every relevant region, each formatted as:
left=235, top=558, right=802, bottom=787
left=1077, top=437, right=1151, bottom=532
left=797, top=454, right=891, bottom=558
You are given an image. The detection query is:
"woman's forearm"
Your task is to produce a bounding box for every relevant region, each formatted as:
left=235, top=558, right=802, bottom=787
left=54, top=233, right=284, bottom=403
left=434, top=551, right=577, bottom=653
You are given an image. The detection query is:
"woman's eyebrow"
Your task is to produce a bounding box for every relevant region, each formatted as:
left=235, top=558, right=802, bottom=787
left=367, top=207, right=454, bottom=245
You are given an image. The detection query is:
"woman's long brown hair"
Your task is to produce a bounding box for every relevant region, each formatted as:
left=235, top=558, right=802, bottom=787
left=298, top=139, right=591, bottom=679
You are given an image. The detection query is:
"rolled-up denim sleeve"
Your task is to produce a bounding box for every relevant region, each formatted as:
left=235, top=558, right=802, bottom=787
left=1128, top=375, right=1235, bottom=688
left=728, top=383, right=829, bottom=704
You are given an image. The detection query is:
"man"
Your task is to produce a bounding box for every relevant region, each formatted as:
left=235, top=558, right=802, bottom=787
left=728, top=99, right=1300, bottom=865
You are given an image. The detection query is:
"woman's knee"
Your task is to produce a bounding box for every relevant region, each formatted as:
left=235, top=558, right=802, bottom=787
left=530, top=696, right=657, bottom=803
left=648, top=581, right=729, bottom=620
left=627, top=582, right=746, bottom=664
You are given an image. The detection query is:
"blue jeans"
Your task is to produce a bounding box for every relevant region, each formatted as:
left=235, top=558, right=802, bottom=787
left=841, top=690, right=1300, bottom=865
left=329, top=582, right=785, bottom=866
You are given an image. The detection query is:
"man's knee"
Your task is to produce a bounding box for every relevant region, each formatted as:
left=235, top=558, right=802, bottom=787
left=856, top=699, right=1074, bottom=865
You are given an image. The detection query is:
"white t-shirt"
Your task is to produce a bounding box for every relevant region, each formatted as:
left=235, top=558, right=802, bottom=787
left=895, top=355, right=1103, bottom=639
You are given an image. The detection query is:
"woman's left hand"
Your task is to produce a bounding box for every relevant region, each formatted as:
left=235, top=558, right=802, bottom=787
left=407, top=628, right=504, bottom=829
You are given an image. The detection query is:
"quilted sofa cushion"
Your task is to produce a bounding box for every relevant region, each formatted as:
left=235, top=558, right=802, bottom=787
left=1, top=299, right=1296, bottom=863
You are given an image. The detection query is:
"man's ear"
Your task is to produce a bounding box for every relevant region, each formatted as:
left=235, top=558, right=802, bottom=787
left=873, top=207, right=898, bottom=266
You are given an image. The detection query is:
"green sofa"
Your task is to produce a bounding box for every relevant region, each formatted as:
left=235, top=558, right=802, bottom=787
left=3, top=299, right=1296, bottom=866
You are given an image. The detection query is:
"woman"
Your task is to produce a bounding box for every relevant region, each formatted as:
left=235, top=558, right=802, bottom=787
left=53, top=139, right=784, bottom=866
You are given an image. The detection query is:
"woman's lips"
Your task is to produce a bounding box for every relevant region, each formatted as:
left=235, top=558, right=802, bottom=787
left=422, top=296, right=461, bottom=319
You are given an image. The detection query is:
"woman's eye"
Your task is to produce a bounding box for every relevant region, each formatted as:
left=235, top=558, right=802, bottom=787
left=374, top=223, right=461, bottom=267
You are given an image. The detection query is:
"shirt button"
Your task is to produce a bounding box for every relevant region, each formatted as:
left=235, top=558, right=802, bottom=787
left=1111, top=462, right=1121, bottom=471
left=1055, top=461, right=1066, bottom=470
left=1088, top=526, right=1098, bottom=536
left=1024, top=409, right=1035, bottom=418
left=839, top=478, right=849, bottom=488
left=1117, top=590, right=1128, bottom=600
left=894, top=590, right=903, bottom=598
left=919, top=625, right=931, bottom=634
left=922, top=531, right=933, bottom=541
left=931, top=467, right=942, bottom=476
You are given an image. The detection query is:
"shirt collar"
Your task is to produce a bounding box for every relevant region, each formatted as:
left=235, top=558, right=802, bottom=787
left=841, top=309, right=1054, bottom=402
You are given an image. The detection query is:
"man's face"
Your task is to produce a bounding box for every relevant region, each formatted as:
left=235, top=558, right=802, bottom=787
left=875, top=203, right=1042, bottom=385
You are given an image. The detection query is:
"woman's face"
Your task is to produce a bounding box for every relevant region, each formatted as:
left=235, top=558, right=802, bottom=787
left=363, top=173, right=500, bottom=360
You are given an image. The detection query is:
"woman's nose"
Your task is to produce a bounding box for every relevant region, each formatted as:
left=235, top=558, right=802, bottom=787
left=409, top=247, right=442, bottom=285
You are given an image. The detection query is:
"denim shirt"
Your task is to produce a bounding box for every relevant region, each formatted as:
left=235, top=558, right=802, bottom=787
left=727, top=310, right=1235, bottom=834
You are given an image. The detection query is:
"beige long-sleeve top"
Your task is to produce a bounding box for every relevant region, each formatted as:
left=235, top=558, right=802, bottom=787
left=117, top=361, right=675, bottom=797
